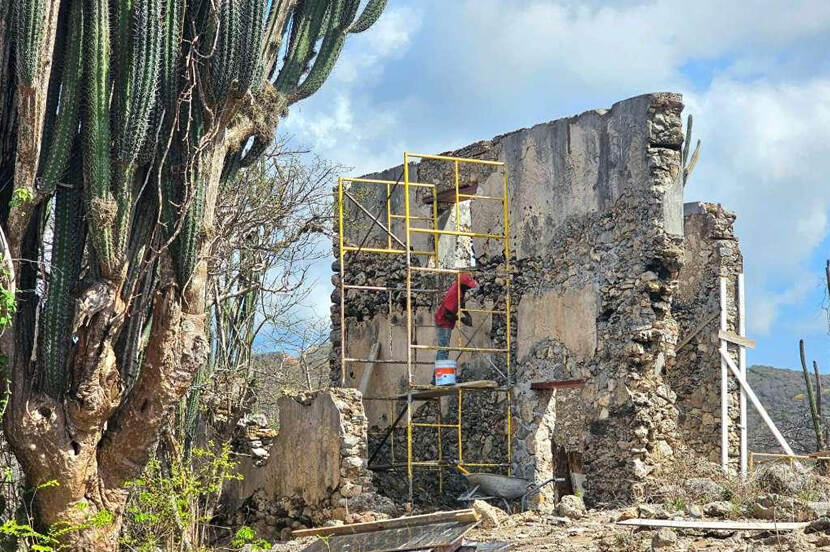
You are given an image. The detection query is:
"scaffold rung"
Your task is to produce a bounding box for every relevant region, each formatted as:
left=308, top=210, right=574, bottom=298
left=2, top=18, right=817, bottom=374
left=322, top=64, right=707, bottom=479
left=408, top=227, right=506, bottom=240
left=410, top=344, right=508, bottom=353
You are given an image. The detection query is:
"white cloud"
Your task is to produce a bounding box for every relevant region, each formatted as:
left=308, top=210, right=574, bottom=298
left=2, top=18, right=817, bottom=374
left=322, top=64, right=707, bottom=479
left=427, top=0, right=830, bottom=103
left=332, top=5, right=422, bottom=85
left=682, top=78, right=830, bottom=333
left=276, top=0, right=830, bottom=353
left=280, top=4, right=425, bottom=174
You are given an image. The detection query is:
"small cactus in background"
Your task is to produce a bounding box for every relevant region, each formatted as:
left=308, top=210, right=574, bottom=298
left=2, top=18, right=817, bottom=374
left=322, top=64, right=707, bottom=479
left=799, top=339, right=828, bottom=451
left=680, top=114, right=701, bottom=187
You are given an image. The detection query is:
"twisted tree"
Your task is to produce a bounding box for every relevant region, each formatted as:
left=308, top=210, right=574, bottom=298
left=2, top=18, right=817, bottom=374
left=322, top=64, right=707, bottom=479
left=0, top=0, right=386, bottom=549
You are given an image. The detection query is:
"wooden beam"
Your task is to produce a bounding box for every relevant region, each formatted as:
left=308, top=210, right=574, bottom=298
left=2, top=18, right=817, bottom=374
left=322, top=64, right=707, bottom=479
left=530, top=379, right=586, bottom=390
left=399, top=380, right=499, bottom=400
left=719, top=330, right=756, bottom=349
left=676, top=310, right=719, bottom=352
left=291, top=509, right=479, bottom=538
left=423, top=184, right=479, bottom=205
left=617, top=518, right=809, bottom=531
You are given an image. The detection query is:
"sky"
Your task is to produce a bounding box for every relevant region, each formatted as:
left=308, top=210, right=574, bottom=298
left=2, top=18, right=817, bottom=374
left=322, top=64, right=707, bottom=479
left=279, top=0, right=830, bottom=372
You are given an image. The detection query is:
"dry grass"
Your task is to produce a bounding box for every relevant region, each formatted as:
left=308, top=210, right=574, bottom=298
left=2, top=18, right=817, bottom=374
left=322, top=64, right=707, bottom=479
left=644, top=445, right=830, bottom=515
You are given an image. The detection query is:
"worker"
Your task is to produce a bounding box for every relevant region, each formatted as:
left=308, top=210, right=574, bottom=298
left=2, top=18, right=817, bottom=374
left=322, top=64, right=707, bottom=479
left=434, top=272, right=477, bottom=361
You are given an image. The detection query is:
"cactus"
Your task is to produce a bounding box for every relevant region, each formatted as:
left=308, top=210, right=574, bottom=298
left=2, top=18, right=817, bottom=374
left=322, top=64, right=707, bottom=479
left=211, top=0, right=241, bottom=102
left=799, top=339, right=826, bottom=451
left=39, top=0, right=84, bottom=195
left=82, top=0, right=116, bottom=276
left=681, top=114, right=701, bottom=187
left=41, top=142, right=85, bottom=397
left=1, top=0, right=387, bottom=538
left=349, top=0, right=386, bottom=33
left=14, top=0, right=48, bottom=86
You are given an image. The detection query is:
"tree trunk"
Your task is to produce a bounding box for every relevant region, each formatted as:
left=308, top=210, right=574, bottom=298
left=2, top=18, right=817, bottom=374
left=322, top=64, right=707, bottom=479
left=4, top=271, right=208, bottom=551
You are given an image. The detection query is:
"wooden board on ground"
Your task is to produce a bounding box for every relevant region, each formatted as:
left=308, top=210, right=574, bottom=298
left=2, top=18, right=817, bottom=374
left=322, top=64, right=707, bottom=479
left=293, top=509, right=478, bottom=538
left=299, top=522, right=478, bottom=552
left=617, top=518, right=810, bottom=531
left=458, top=543, right=513, bottom=551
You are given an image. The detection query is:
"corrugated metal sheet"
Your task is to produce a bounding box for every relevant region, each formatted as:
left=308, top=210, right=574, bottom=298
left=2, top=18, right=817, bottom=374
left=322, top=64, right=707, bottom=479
left=301, top=521, right=477, bottom=552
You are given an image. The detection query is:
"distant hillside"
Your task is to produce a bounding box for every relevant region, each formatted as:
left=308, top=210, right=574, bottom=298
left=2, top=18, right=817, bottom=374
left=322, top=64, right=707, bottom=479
left=748, top=364, right=830, bottom=454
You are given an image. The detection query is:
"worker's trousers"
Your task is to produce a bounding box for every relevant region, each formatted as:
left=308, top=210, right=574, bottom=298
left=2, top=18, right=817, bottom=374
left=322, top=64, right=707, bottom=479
left=436, top=326, right=452, bottom=361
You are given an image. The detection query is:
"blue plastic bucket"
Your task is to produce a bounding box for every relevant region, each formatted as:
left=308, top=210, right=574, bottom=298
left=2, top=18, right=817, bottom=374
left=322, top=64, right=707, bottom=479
left=434, top=359, right=457, bottom=386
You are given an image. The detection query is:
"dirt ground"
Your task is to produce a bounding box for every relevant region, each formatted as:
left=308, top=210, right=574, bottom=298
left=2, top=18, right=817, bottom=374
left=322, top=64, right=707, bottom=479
left=467, top=508, right=830, bottom=551
left=273, top=507, right=830, bottom=551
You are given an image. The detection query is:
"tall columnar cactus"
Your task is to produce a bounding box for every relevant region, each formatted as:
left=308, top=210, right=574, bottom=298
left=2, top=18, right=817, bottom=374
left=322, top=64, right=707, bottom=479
left=1, top=1, right=386, bottom=547
left=82, top=0, right=116, bottom=276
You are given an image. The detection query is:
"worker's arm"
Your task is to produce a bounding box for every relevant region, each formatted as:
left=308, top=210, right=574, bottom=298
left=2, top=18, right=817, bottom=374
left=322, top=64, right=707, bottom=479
left=459, top=292, right=472, bottom=326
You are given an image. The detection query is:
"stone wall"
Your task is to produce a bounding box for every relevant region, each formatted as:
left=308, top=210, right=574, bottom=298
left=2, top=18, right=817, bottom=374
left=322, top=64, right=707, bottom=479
left=223, top=389, right=394, bottom=540
left=332, top=92, right=745, bottom=507
left=670, top=202, right=743, bottom=466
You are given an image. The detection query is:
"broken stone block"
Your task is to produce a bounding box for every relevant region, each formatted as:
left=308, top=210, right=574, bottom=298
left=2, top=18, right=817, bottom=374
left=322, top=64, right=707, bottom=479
left=651, top=528, right=677, bottom=548
left=703, top=501, right=733, bottom=518
left=472, top=499, right=508, bottom=529
left=808, top=502, right=830, bottom=519
left=637, top=503, right=667, bottom=519
left=615, top=506, right=638, bottom=521
left=557, top=495, right=586, bottom=519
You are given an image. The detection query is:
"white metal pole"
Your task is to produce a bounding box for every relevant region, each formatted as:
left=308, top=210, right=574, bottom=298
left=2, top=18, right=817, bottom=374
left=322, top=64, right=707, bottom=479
left=738, top=273, right=748, bottom=476
left=720, top=349, right=796, bottom=457
left=720, top=277, right=729, bottom=475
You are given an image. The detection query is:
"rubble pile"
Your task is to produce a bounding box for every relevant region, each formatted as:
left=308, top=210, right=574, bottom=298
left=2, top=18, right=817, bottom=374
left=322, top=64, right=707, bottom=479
left=235, top=413, right=278, bottom=466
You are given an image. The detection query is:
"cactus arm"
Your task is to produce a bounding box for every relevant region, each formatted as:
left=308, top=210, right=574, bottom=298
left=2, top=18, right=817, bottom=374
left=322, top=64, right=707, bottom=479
left=236, top=0, right=266, bottom=93
left=41, top=142, right=85, bottom=398
left=289, top=2, right=345, bottom=103
left=82, top=0, right=118, bottom=277
left=211, top=0, right=241, bottom=102
left=290, top=0, right=385, bottom=102
left=14, top=0, right=48, bottom=86
left=262, top=0, right=297, bottom=79
left=274, top=0, right=328, bottom=94
left=39, top=0, right=69, bottom=160
left=348, top=0, right=386, bottom=33
left=800, top=339, right=825, bottom=451
left=814, top=361, right=825, bottom=442
left=112, top=0, right=163, bottom=265
left=40, top=0, right=84, bottom=195
left=682, top=114, right=692, bottom=166
left=139, top=0, right=184, bottom=162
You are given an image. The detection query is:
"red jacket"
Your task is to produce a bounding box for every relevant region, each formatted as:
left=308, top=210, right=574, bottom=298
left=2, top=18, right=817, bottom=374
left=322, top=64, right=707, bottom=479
left=435, top=273, right=478, bottom=328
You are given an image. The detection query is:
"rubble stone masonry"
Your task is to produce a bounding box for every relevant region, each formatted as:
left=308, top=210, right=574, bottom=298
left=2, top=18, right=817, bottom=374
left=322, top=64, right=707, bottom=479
left=331, top=92, right=743, bottom=507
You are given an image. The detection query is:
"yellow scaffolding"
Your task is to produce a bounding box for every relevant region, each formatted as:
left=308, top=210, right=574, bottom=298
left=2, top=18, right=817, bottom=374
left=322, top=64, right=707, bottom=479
left=337, top=152, right=513, bottom=505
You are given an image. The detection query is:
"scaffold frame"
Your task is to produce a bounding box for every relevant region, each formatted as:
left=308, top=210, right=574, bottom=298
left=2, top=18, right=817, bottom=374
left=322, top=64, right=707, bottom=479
left=337, top=152, right=513, bottom=506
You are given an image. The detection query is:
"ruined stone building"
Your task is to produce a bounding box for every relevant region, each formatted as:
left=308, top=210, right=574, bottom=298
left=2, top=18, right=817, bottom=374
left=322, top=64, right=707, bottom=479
left=223, top=93, right=750, bottom=537
left=330, top=92, right=747, bottom=510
